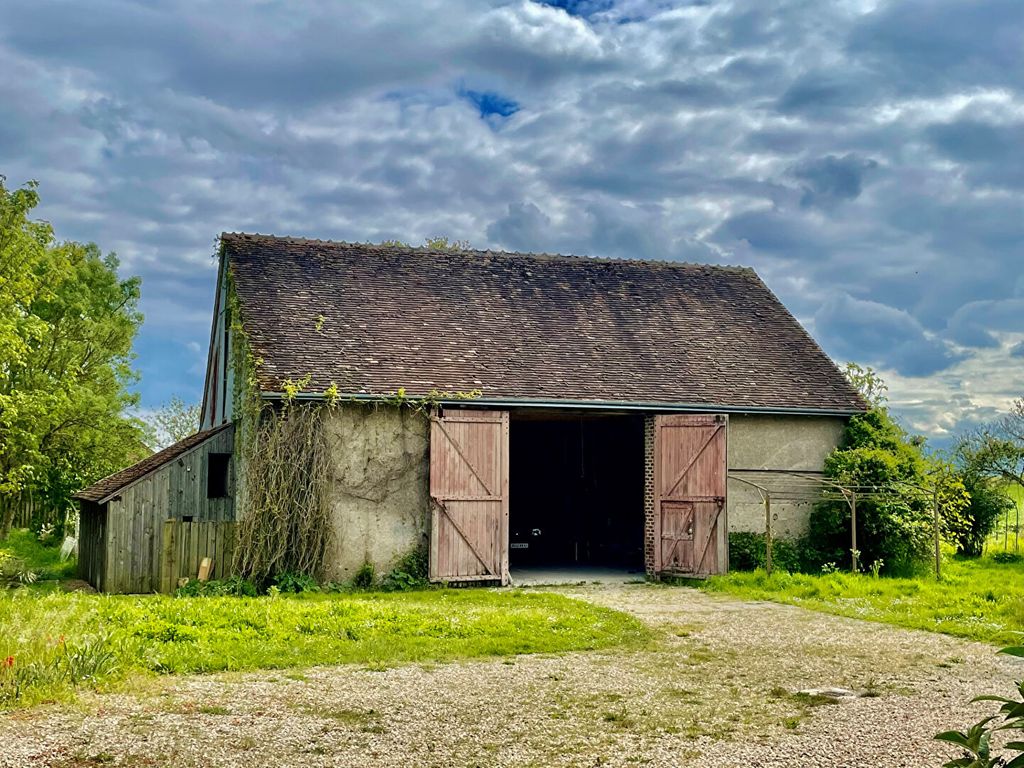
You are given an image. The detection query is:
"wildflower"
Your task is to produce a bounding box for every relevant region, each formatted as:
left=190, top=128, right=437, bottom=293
left=2, top=656, right=13, bottom=669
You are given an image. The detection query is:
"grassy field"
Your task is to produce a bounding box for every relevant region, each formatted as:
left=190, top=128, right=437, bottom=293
left=0, top=586, right=649, bottom=709
left=1, top=528, right=76, bottom=582
left=704, top=554, right=1024, bottom=646
left=988, top=484, right=1024, bottom=553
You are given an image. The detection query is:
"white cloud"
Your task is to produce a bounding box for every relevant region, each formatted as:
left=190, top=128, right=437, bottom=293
left=1, top=0, right=1021, bottom=437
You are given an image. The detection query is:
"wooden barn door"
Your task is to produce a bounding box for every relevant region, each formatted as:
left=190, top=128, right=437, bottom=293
left=654, top=414, right=728, bottom=577
left=429, top=410, right=510, bottom=584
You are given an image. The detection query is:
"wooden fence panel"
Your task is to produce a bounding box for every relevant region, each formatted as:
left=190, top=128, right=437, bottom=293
left=159, top=520, right=236, bottom=593
left=1, top=489, right=66, bottom=530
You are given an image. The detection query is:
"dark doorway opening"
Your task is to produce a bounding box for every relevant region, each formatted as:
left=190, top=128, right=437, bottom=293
left=509, top=414, right=645, bottom=573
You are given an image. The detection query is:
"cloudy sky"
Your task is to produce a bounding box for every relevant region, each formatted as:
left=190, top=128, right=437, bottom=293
left=2, top=0, right=1022, bottom=444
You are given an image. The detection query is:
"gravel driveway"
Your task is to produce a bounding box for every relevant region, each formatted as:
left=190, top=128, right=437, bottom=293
left=2, top=584, right=1018, bottom=768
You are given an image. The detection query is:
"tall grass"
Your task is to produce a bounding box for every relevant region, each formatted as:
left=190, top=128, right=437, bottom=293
left=0, top=588, right=648, bottom=709
left=1, top=529, right=76, bottom=581
left=705, top=555, right=1024, bottom=646
left=988, top=484, right=1024, bottom=554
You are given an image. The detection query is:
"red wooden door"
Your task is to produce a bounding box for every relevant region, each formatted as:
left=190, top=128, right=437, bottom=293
left=429, top=410, right=510, bottom=584
left=654, top=414, right=728, bottom=576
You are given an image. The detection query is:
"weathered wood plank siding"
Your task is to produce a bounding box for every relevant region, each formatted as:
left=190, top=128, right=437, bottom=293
left=81, top=425, right=235, bottom=593
left=77, top=501, right=108, bottom=591
left=160, top=520, right=236, bottom=592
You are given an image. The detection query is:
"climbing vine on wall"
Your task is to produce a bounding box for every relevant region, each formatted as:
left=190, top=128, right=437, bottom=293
left=223, top=255, right=484, bottom=583
left=232, top=402, right=333, bottom=583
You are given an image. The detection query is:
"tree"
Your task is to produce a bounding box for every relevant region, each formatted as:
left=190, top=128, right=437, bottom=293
left=806, top=364, right=969, bottom=575
left=148, top=396, right=200, bottom=450
left=954, top=399, right=1024, bottom=555
left=0, top=178, right=149, bottom=538
left=843, top=362, right=888, bottom=408
left=957, top=398, right=1024, bottom=493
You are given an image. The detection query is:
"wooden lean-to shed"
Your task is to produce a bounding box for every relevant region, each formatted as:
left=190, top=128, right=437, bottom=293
left=73, top=424, right=235, bottom=593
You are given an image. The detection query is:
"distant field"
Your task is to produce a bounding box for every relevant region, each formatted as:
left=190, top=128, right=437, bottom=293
left=988, top=483, right=1024, bottom=554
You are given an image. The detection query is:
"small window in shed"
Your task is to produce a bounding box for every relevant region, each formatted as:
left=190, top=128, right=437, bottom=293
left=207, top=453, right=230, bottom=499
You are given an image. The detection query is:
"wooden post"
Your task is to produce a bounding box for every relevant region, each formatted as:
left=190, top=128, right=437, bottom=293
left=764, top=492, right=773, bottom=576
left=933, top=485, right=941, bottom=581
left=160, top=519, right=178, bottom=594
left=850, top=491, right=858, bottom=573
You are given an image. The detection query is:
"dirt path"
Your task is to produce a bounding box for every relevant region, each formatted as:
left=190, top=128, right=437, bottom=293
left=2, top=584, right=1017, bottom=767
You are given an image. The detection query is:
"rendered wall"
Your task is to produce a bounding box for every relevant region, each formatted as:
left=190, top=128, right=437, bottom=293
left=726, top=414, right=847, bottom=538
left=322, top=405, right=431, bottom=581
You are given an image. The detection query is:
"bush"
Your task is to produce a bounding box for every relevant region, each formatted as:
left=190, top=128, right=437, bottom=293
left=728, top=532, right=804, bottom=573
left=946, top=474, right=1014, bottom=557
left=175, top=576, right=259, bottom=597
left=0, top=550, right=36, bottom=588
left=805, top=409, right=939, bottom=576
left=271, top=571, right=320, bottom=594
left=992, top=551, right=1022, bottom=564
left=381, top=547, right=429, bottom=591
left=351, top=562, right=375, bottom=589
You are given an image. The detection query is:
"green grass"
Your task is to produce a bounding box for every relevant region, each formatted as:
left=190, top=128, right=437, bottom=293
left=2, top=528, right=76, bottom=581
left=0, top=587, right=648, bottom=709
left=704, top=555, right=1024, bottom=646
left=988, top=484, right=1024, bottom=552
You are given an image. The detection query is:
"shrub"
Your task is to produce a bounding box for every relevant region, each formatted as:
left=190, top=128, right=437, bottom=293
left=351, top=562, right=376, bottom=589
left=381, top=547, right=429, bottom=591
left=175, top=576, right=259, bottom=597
left=0, top=550, right=36, bottom=588
left=805, top=409, right=942, bottom=576
left=946, top=474, right=1015, bottom=557
left=992, top=551, right=1022, bottom=564
left=727, top=532, right=804, bottom=573
left=272, top=571, right=320, bottom=594
left=935, top=646, right=1024, bottom=767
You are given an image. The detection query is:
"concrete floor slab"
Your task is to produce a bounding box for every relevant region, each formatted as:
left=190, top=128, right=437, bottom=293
left=508, top=566, right=646, bottom=586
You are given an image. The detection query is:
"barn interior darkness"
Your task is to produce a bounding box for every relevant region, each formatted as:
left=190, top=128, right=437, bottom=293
left=509, top=413, right=645, bottom=571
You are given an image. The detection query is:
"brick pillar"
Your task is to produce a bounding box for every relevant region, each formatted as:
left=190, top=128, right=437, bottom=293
left=643, top=415, right=657, bottom=579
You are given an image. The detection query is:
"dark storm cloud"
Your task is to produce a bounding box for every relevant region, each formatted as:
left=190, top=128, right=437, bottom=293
left=790, top=154, right=878, bottom=208
left=1, top=0, right=1021, bottom=435
left=814, top=294, right=964, bottom=378
left=848, top=0, right=1024, bottom=94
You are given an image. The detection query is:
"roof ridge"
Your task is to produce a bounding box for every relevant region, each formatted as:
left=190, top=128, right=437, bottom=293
left=219, top=231, right=756, bottom=273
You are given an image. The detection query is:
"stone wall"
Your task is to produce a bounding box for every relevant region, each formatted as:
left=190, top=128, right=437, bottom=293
left=321, top=405, right=430, bottom=582
left=726, top=414, right=847, bottom=538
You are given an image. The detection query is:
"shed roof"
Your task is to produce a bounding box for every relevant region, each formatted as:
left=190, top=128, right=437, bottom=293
left=74, top=424, right=232, bottom=504
left=222, top=233, right=865, bottom=413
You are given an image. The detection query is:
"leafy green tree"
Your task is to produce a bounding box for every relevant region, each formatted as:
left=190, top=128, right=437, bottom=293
left=954, top=399, right=1023, bottom=556
left=0, top=178, right=149, bottom=538
left=944, top=472, right=1013, bottom=557
left=806, top=365, right=969, bottom=575
left=958, top=398, right=1024, bottom=494
left=842, top=362, right=888, bottom=408
left=148, top=396, right=200, bottom=449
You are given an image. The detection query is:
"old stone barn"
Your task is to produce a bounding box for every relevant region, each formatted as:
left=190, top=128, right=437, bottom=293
left=76, top=234, right=865, bottom=592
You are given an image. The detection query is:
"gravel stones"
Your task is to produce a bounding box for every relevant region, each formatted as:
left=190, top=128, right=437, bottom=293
left=2, top=584, right=1018, bottom=767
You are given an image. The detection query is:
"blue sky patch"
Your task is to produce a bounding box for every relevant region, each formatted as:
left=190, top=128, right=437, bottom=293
left=458, top=88, right=520, bottom=120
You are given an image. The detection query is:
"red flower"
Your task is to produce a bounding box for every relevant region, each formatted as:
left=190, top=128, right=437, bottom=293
left=2, top=656, right=13, bottom=669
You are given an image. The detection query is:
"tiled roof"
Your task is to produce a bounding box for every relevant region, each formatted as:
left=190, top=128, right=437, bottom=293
left=73, top=424, right=232, bottom=503
left=222, top=233, right=866, bottom=413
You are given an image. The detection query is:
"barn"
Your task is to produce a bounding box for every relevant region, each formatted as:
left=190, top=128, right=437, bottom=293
left=76, top=233, right=865, bottom=592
